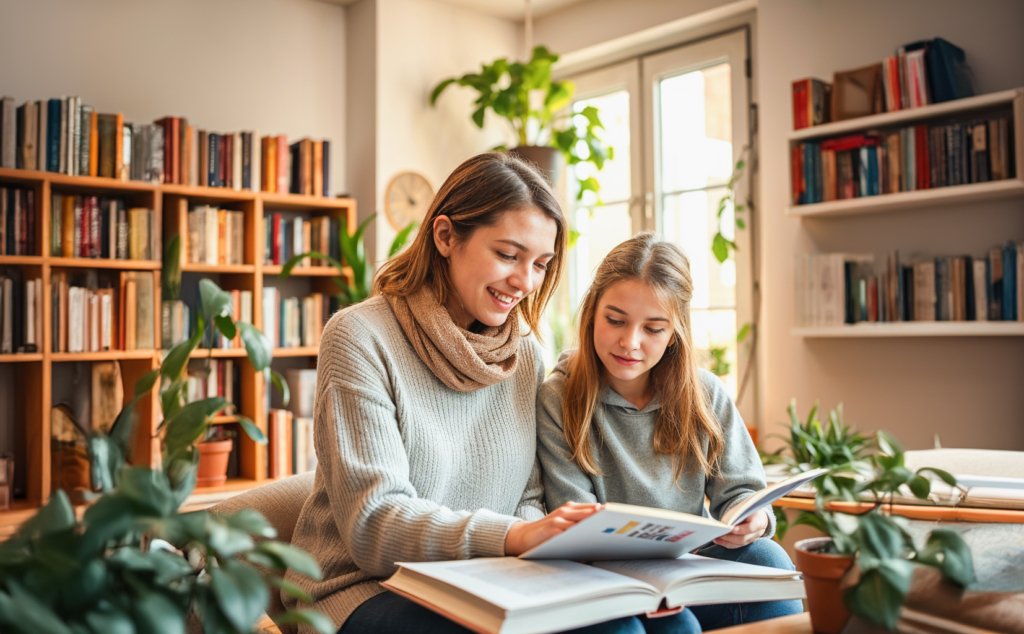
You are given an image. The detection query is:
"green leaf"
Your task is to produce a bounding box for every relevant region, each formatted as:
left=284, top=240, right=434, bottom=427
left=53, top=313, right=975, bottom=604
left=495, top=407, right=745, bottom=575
left=131, top=589, right=185, bottom=634
left=88, top=435, right=122, bottom=493
left=711, top=232, right=729, bottom=263
left=164, top=447, right=199, bottom=508
left=161, top=321, right=204, bottom=382
left=214, top=315, right=236, bottom=341
left=257, top=541, right=323, bottom=580
left=163, top=397, right=229, bottom=457
left=163, top=234, right=182, bottom=302
left=199, top=278, right=233, bottom=319
left=471, top=105, right=486, bottom=128
left=206, top=516, right=256, bottom=557
left=857, top=513, right=907, bottom=561
left=84, top=607, right=137, bottom=634
left=222, top=508, right=277, bottom=539
left=119, top=467, right=176, bottom=517
left=918, top=467, right=957, bottom=487
left=737, top=323, right=751, bottom=343
left=160, top=381, right=187, bottom=421
left=389, top=222, right=418, bottom=258
left=270, top=369, right=291, bottom=408
left=266, top=576, right=314, bottom=604
left=236, top=415, right=268, bottom=445
left=918, top=529, right=975, bottom=587
left=134, top=368, right=160, bottom=398
left=736, top=217, right=746, bottom=229
left=0, top=579, right=75, bottom=634
left=844, top=562, right=912, bottom=630
left=209, top=559, right=269, bottom=633
left=19, top=490, right=75, bottom=539
left=237, top=322, right=272, bottom=372
left=273, top=610, right=336, bottom=634
left=429, top=78, right=457, bottom=105
left=876, top=430, right=905, bottom=457
left=908, top=474, right=931, bottom=499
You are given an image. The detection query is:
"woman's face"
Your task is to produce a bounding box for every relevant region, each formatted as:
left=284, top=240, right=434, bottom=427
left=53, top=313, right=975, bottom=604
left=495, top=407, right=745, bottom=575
left=434, top=207, right=558, bottom=329
left=592, top=279, right=675, bottom=393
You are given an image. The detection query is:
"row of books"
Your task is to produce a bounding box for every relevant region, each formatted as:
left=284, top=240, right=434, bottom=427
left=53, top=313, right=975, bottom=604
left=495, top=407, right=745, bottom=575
left=267, top=409, right=316, bottom=479
left=51, top=195, right=158, bottom=260
left=791, top=112, right=1014, bottom=205
left=186, top=206, right=246, bottom=266
left=795, top=242, right=1024, bottom=327
left=0, top=269, right=42, bottom=353
left=0, top=98, right=331, bottom=195
left=185, top=359, right=242, bottom=407
left=50, top=271, right=156, bottom=352
left=0, top=186, right=36, bottom=256
left=161, top=290, right=254, bottom=351
left=264, top=213, right=341, bottom=266
left=261, top=289, right=328, bottom=349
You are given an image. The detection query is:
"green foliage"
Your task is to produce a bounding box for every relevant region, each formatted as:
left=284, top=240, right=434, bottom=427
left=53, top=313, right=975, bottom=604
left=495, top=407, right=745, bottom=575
left=431, top=45, right=614, bottom=199
left=711, top=149, right=749, bottom=264
left=0, top=279, right=332, bottom=634
left=773, top=400, right=975, bottom=630
left=163, top=234, right=182, bottom=303
left=705, top=346, right=730, bottom=377
left=281, top=213, right=416, bottom=308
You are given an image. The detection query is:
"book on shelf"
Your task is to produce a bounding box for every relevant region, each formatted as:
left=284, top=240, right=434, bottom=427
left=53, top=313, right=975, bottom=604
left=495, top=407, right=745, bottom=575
left=260, top=135, right=330, bottom=197
left=50, top=270, right=156, bottom=352
left=186, top=205, right=245, bottom=266
left=283, top=368, right=316, bottom=418
left=161, top=300, right=191, bottom=349
left=796, top=244, right=1024, bottom=327
left=50, top=194, right=154, bottom=260
left=264, top=213, right=340, bottom=266
left=1, top=185, right=37, bottom=256
left=521, top=469, right=826, bottom=562
left=293, top=417, right=315, bottom=475
left=0, top=268, right=42, bottom=354
left=191, top=289, right=251, bottom=350
left=185, top=358, right=241, bottom=407
left=791, top=78, right=831, bottom=130
left=383, top=554, right=805, bottom=634
left=268, top=408, right=293, bottom=479
left=791, top=109, right=1013, bottom=205
left=260, top=288, right=327, bottom=349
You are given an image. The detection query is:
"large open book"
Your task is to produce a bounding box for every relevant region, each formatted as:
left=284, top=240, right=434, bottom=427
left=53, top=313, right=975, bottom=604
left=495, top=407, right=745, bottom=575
left=521, top=468, right=827, bottom=561
left=382, top=554, right=805, bottom=634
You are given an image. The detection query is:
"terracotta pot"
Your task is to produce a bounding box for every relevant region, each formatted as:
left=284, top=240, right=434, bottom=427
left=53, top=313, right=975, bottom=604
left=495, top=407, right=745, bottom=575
left=508, top=146, right=564, bottom=187
left=196, top=438, right=233, bottom=488
left=794, top=537, right=854, bottom=634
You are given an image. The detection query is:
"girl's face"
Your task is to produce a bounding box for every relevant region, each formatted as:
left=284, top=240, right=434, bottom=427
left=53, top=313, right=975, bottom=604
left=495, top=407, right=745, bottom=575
left=593, top=279, right=675, bottom=393
left=434, top=207, right=557, bottom=329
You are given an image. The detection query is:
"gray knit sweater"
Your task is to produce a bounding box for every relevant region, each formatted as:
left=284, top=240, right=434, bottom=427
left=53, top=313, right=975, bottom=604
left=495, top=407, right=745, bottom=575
left=537, top=351, right=775, bottom=538
left=283, top=297, right=547, bottom=629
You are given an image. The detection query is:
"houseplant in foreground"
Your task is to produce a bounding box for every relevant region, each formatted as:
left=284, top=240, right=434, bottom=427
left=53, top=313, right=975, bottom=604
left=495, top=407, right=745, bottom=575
left=0, top=278, right=331, bottom=634
left=777, top=403, right=974, bottom=632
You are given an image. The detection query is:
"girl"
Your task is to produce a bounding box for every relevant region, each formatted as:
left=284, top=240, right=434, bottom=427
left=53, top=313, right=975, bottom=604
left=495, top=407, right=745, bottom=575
left=537, top=232, right=802, bottom=632
left=283, top=153, right=631, bottom=634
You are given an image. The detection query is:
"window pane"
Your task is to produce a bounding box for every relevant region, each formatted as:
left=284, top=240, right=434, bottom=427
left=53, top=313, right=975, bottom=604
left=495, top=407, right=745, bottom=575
left=570, top=89, right=631, bottom=206
left=658, top=63, right=733, bottom=194
left=691, top=308, right=738, bottom=399
left=662, top=188, right=736, bottom=310
left=572, top=202, right=633, bottom=307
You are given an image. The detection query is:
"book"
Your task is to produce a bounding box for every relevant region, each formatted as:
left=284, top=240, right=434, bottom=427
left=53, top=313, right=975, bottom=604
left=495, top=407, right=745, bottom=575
left=383, top=554, right=805, bottom=634
left=791, top=78, right=831, bottom=130
left=522, top=469, right=827, bottom=561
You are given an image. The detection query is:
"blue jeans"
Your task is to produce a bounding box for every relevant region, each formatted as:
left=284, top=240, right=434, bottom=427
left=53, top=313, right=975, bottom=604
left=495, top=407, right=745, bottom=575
left=339, top=540, right=801, bottom=633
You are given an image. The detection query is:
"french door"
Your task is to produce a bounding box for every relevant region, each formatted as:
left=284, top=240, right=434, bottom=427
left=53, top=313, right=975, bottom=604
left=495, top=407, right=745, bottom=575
left=561, top=30, right=754, bottom=417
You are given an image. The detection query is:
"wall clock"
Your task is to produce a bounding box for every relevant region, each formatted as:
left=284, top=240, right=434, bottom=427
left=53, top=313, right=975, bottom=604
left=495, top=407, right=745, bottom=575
left=384, top=171, right=434, bottom=231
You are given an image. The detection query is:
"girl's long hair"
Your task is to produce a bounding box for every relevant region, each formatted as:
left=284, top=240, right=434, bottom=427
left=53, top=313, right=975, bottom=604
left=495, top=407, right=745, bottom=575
left=563, top=232, right=724, bottom=480
left=374, top=152, right=567, bottom=335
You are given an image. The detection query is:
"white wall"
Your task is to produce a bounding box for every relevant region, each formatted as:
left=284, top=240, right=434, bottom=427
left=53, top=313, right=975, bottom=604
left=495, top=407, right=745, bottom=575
left=0, top=0, right=347, bottom=193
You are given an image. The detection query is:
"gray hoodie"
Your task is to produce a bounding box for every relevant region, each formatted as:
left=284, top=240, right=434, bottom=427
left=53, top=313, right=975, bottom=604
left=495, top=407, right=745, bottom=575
left=536, top=350, right=775, bottom=538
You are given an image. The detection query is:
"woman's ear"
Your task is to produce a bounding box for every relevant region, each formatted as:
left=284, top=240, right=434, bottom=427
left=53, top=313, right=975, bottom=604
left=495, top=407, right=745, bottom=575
left=433, top=215, right=455, bottom=258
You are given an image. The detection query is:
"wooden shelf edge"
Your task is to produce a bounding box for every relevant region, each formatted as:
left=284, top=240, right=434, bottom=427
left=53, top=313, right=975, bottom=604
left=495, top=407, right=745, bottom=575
left=0, top=256, right=45, bottom=266
left=0, top=353, right=43, bottom=362
left=51, top=349, right=157, bottom=361
left=188, top=348, right=247, bottom=359
left=262, top=265, right=350, bottom=278
left=788, top=88, right=1023, bottom=141
left=792, top=323, right=1024, bottom=338
left=272, top=346, right=319, bottom=357
left=49, top=257, right=161, bottom=270
left=786, top=179, right=1024, bottom=218
left=259, top=192, right=355, bottom=210
left=182, top=264, right=255, bottom=273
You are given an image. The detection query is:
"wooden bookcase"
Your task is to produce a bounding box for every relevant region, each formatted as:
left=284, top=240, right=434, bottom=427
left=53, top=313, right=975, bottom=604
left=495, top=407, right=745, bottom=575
left=788, top=88, right=1024, bottom=337
left=0, top=166, right=355, bottom=535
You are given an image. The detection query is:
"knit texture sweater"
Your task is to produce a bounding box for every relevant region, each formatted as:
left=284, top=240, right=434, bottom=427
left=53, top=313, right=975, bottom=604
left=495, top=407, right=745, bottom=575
left=537, top=351, right=775, bottom=539
left=283, top=297, right=547, bottom=630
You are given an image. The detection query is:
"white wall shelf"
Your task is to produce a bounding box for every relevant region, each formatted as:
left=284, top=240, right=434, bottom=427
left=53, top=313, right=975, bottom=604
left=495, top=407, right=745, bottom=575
left=793, top=322, right=1024, bottom=338
left=786, top=179, right=1024, bottom=218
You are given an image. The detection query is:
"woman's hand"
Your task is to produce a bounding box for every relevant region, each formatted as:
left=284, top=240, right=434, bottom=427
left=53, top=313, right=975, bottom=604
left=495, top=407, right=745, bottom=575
left=504, top=502, right=602, bottom=556
left=713, top=508, right=769, bottom=548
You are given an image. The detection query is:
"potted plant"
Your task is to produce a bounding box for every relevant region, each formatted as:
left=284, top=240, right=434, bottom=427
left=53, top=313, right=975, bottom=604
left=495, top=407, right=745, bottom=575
left=280, top=212, right=416, bottom=308
left=430, top=45, right=613, bottom=198
left=0, top=278, right=331, bottom=634
left=773, top=402, right=974, bottom=633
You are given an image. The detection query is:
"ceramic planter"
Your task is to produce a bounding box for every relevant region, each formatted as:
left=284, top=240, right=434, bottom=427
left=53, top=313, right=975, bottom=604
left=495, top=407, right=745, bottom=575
left=794, top=536, right=854, bottom=634
left=508, top=146, right=564, bottom=187
left=196, top=438, right=233, bottom=487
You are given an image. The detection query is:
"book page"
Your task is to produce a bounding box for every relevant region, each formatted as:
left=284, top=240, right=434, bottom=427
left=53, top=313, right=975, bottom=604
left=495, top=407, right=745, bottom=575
left=520, top=506, right=731, bottom=561
left=594, top=554, right=801, bottom=594
left=720, top=468, right=828, bottom=526
left=396, top=557, right=658, bottom=612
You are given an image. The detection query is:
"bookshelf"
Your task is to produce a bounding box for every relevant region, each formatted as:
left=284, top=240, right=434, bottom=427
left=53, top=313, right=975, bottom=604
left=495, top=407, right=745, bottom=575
left=789, top=88, right=1024, bottom=338
left=0, top=166, right=355, bottom=534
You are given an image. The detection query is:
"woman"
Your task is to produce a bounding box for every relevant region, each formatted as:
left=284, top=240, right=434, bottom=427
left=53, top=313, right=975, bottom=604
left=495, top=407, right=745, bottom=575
left=283, top=153, right=609, bottom=633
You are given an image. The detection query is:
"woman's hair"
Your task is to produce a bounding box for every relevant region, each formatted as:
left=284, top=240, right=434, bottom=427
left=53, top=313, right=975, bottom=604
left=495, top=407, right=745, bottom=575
left=562, top=231, right=724, bottom=480
left=374, top=152, right=567, bottom=335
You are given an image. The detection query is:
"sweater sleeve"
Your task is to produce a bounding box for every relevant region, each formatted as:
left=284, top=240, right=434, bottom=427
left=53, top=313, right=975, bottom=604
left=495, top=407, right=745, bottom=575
left=536, top=370, right=599, bottom=508
left=513, top=345, right=549, bottom=521
left=701, top=370, right=776, bottom=539
left=315, top=314, right=519, bottom=578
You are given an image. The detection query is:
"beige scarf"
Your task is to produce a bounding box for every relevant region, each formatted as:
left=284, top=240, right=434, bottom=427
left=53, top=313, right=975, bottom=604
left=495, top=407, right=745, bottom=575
left=386, top=287, right=520, bottom=392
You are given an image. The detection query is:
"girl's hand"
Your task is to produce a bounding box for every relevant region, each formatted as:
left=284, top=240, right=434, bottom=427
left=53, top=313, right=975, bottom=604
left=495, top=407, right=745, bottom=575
left=713, top=508, right=769, bottom=548
left=504, top=502, right=602, bottom=556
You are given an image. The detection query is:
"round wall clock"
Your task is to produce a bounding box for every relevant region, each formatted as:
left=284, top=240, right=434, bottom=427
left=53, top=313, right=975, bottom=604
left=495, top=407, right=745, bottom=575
left=384, top=171, right=434, bottom=231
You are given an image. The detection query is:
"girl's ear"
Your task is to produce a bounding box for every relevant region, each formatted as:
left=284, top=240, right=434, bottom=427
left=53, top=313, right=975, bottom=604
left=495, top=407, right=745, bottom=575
left=433, top=215, right=455, bottom=258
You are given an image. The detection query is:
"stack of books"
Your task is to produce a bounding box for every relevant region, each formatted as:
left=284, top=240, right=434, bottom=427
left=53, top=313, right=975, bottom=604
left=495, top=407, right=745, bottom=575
left=260, top=289, right=328, bottom=349
left=50, top=270, right=156, bottom=352
left=267, top=408, right=315, bottom=479
left=185, top=358, right=241, bottom=407
left=186, top=205, right=245, bottom=266
left=792, top=111, right=1013, bottom=205
left=50, top=194, right=156, bottom=260
left=264, top=213, right=340, bottom=267
left=795, top=242, right=1024, bottom=326
left=0, top=269, right=42, bottom=353
left=0, top=186, right=37, bottom=256
left=261, top=136, right=330, bottom=197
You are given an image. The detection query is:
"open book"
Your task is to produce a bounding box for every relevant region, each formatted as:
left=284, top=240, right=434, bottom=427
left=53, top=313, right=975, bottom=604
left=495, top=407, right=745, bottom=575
left=521, top=468, right=827, bottom=561
left=382, top=554, right=805, bottom=634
